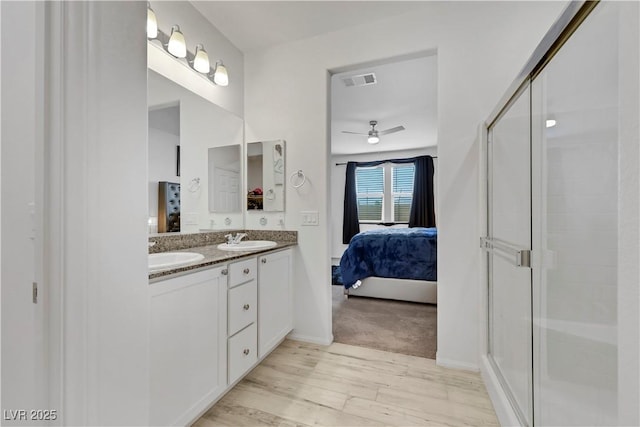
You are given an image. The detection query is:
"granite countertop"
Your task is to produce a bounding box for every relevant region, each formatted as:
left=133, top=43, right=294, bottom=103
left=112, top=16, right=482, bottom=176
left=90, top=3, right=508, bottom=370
left=149, top=241, right=296, bottom=282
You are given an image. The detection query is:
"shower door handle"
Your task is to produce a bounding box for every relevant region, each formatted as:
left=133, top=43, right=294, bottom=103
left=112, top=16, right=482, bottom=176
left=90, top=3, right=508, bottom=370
left=480, top=237, right=531, bottom=268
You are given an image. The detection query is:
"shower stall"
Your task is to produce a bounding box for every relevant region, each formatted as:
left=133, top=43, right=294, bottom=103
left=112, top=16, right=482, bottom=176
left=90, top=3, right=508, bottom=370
left=481, top=2, right=639, bottom=426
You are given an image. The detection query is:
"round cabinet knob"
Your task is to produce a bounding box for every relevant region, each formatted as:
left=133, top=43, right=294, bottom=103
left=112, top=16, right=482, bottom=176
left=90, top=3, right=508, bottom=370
left=243, top=304, right=250, bottom=311
left=243, top=268, right=250, bottom=274
left=243, top=348, right=250, bottom=356
left=261, top=258, right=267, bottom=264
left=221, top=269, right=228, bottom=276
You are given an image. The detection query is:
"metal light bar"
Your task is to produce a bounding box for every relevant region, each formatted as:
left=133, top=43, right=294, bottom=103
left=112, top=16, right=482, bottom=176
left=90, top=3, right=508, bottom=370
left=149, top=28, right=227, bottom=87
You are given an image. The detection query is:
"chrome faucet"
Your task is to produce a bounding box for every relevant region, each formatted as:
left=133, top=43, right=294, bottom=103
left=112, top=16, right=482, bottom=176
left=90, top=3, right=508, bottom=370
left=232, top=233, right=247, bottom=244
left=225, top=233, right=247, bottom=245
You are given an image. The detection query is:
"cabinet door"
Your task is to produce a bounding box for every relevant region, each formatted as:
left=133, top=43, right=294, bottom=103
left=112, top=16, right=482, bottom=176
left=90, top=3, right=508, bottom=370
left=258, top=250, right=293, bottom=358
left=149, top=267, right=227, bottom=426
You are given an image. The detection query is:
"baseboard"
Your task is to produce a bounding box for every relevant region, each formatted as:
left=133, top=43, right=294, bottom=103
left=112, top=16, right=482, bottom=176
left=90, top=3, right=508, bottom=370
left=480, top=355, right=522, bottom=426
left=287, top=332, right=333, bottom=346
left=435, top=353, right=480, bottom=372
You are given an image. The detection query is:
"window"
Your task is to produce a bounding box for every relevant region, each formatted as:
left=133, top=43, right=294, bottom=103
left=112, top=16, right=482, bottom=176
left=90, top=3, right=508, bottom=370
left=356, top=167, right=384, bottom=221
left=356, top=163, right=415, bottom=223
left=392, top=165, right=414, bottom=222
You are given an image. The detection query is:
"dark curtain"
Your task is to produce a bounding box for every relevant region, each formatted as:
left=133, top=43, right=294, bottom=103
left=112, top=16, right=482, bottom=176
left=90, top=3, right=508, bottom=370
left=342, top=162, right=360, bottom=243
left=409, top=155, right=436, bottom=228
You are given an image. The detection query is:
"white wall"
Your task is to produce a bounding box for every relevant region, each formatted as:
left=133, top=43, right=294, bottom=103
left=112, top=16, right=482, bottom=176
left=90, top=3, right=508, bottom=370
left=244, top=1, right=567, bottom=360
left=1, top=1, right=48, bottom=418
left=149, top=1, right=244, bottom=117
left=330, top=148, right=437, bottom=261
left=41, top=2, right=150, bottom=424
left=148, top=71, right=244, bottom=232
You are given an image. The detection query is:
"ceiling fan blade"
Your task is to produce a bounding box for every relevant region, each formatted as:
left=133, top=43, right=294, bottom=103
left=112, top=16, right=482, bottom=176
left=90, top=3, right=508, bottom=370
left=341, top=130, right=368, bottom=135
left=379, top=125, right=405, bottom=135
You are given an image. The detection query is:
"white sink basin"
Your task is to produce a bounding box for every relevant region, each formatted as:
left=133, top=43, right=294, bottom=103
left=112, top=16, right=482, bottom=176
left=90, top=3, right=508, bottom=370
left=149, top=252, right=205, bottom=272
left=217, top=240, right=277, bottom=252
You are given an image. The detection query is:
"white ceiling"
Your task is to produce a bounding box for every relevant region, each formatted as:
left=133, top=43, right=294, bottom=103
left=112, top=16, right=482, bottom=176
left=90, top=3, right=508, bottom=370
left=191, top=1, right=432, bottom=52
left=190, top=1, right=438, bottom=156
left=331, top=55, right=437, bottom=155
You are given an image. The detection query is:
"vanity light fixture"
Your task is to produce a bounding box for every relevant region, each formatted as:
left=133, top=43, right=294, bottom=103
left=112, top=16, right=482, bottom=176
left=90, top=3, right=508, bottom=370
left=147, top=3, right=158, bottom=39
left=146, top=6, right=230, bottom=86
left=167, top=25, right=187, bottom=58
left=192, top=44, right=210, bottom=74
left=212, top=60, right=229, bottom=86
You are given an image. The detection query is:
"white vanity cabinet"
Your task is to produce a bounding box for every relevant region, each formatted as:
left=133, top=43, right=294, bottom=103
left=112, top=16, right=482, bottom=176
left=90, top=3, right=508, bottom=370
left=226, top=257, right=258, bottom=384
left=258, top=249, right=293, bottom=358
left=149, top=267, right=227, bottom=427
left=148, top=247, right=293, bottom=426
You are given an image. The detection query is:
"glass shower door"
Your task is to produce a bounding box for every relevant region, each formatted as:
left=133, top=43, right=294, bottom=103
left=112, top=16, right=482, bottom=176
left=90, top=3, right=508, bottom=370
left=531, top=2, right=621, bottom=425
left=486, top=85, right=532, bottom=426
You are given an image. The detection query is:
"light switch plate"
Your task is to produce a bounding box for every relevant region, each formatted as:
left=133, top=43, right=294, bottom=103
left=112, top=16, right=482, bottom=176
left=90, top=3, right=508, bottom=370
left=300, top=211, right=319, bottom=226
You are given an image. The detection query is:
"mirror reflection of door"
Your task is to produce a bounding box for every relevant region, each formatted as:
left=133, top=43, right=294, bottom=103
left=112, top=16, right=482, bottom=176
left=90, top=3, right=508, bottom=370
left=149, top=104, right=180, bottom=233
left=208, top=145, right=241, bottom=213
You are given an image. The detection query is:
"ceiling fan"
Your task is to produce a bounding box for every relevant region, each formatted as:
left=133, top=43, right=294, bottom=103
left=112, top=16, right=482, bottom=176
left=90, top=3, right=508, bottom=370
left=342, top=120, right=405, bottom=144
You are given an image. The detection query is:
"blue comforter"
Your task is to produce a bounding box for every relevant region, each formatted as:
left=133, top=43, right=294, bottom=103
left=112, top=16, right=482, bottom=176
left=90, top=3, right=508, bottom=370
left=339, top=227, right=437, bottom=289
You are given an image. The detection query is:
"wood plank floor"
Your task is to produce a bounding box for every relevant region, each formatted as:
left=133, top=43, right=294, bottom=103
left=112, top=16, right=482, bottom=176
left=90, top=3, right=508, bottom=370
left=194, top=339, right=499, bottom=426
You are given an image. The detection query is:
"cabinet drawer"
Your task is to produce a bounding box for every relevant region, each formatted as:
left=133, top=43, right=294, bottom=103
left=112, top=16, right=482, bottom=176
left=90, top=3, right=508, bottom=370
left=228, top=280, right=257, bottom=336
left=228, top=257, right=257, bottom=288
left=228, top=323, right=257, bottom=385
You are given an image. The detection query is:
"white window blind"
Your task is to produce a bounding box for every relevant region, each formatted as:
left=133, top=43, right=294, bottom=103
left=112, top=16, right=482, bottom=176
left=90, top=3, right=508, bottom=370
left=355, top=163, right=415, bottom=223
left=392, top=165, right=415, bottom=222
left=356, top=166, right=384, bottom=221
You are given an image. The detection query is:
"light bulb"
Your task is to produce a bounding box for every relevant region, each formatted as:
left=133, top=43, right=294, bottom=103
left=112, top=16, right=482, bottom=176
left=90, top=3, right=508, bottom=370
left=193, top=44, right=210, bottom=74
left=213, top=61, right=229, bottom=86
left=546, top=119, right=557, bottom=128
left=147, top=4, right=158, bottom=39
left=167, top=25, right=186, bottom=58
left=367, top=135, right=380, bottom=144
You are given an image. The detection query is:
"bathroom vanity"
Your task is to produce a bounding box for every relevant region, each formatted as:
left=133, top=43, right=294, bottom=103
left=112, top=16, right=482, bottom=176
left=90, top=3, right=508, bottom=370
left=148, top=232, right=295, bottom=426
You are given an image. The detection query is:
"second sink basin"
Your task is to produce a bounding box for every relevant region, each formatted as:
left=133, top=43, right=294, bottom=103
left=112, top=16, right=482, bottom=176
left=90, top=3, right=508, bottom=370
left=149, top=252, right=205, bottom=272
left=217, top=240, right=277, bottom=251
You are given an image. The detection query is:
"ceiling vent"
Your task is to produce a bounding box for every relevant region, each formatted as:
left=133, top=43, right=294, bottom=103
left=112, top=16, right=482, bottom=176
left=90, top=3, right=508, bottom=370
left=341, top=72, right=377, bottom=88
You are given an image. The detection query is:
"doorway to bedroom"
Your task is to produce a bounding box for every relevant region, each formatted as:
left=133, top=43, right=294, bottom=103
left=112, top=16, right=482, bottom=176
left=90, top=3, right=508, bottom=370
left=329, top=52, right=438, bottom=359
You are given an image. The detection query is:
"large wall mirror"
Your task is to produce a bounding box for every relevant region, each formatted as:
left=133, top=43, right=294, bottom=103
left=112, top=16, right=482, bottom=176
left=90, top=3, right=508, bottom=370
left=246, top=140, right=285, bottom=212
left=148, top=70, right=244, bottom=233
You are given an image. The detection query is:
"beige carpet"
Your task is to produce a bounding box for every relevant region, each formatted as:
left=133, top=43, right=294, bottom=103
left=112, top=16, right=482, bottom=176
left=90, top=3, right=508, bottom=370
left=332, top=286, right=437, bottom=359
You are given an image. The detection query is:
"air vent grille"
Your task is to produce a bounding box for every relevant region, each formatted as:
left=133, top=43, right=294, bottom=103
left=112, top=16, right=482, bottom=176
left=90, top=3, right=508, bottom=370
left=341, top=73, right=377, bottom=87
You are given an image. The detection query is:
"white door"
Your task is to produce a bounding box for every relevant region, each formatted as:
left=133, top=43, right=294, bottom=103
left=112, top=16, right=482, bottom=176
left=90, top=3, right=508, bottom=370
left=149, top=267, right=228, bottom=426
left=214, top=167, right=239, bottom=212
left=1, top=2, right=49, bottom=424
left=258, top=250, right=292, bottom=358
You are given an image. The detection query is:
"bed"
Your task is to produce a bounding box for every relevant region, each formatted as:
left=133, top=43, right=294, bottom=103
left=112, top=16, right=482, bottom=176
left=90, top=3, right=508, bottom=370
left=339, top=227, right=437, bottom=304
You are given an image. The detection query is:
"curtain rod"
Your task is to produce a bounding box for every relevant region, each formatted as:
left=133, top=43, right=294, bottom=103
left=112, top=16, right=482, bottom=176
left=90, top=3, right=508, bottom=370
left=335, top=156, right=437, bottom=166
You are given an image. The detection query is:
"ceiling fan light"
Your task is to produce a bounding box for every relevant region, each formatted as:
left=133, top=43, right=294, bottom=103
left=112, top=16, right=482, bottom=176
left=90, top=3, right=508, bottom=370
left=367, top=135, right=380, bottom=144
